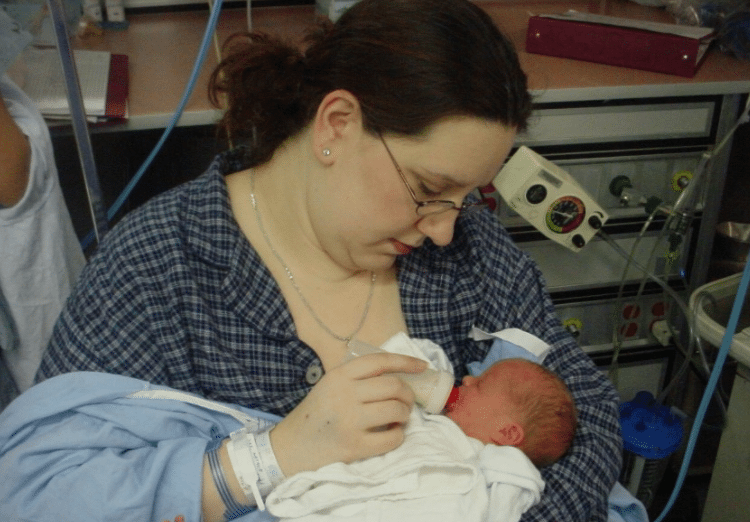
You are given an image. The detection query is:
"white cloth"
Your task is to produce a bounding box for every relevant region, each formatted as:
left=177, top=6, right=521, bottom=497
left=0, top=75, right=85, bottom=392
left=265, top=333, right=545, bottom=522
left=378, top=332, right=455, bottom=373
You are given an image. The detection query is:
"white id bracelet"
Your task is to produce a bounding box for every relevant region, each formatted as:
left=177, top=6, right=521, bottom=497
left=254, top=428, right=286, bottom=488
left=226, top=427, right=286, bottom=511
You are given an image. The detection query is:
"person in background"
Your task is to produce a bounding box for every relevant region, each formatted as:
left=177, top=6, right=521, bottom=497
left=1, top=7, right=86, bottom=404
left=34, top=0, right=622, bottom=520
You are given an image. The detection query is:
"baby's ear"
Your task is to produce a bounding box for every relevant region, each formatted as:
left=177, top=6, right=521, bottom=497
left=491, top=422, right=524, bottom=447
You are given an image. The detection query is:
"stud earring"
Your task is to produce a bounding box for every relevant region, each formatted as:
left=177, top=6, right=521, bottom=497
left=322, top=148, right=331, bottom=156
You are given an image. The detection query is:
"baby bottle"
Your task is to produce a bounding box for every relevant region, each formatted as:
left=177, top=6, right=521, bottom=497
left=345, top=339, right=455, bottom=414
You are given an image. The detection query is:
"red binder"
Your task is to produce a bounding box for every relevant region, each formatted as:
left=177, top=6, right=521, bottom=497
left=104, top=53, right=128, bottom=120
left=525, top=13, right=715, bottom=78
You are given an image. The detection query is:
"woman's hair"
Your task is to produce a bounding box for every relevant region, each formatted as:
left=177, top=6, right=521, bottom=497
left=209, top=0, right=532, bottom=167
left=507, top=360, right=578, bottom=468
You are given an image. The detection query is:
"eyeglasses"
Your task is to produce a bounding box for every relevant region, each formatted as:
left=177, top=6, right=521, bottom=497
left=378, top=133, right=487, bottom=217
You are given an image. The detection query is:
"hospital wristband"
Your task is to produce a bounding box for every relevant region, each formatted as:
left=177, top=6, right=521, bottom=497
left=226, top=427, right=286, bottom=510
left=205, top=438, right=254, bottom=520
left=254, top=428, right=286, bottom=487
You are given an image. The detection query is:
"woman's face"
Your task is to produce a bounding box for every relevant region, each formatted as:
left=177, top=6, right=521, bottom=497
left=309, top=116, right=517, bottom=273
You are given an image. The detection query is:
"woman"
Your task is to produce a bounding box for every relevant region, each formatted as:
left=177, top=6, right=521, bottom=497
left=34, top=0, right=621, bottom=520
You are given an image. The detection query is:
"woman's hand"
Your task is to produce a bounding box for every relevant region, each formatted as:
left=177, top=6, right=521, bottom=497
left=270, top=353, right=427, bottom=476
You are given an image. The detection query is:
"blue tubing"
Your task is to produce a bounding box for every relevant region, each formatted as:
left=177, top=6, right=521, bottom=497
left=653, top=256, right=750, bottom=522
left=81, top=0, right=225, bottom=250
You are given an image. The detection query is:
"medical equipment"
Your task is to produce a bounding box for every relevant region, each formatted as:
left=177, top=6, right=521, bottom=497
left=619, top=391, right=684, bottom=508
left=698, top=274, right=750, bottom=522
left=493, top=146, right=608, bottom=251
left=47, top=0, right=109, bottom=244
left=492, top=143, right=700, bottom=510
left=655, top=258, right=750, bottom=522
left=493, top=96, right=749, bottom=519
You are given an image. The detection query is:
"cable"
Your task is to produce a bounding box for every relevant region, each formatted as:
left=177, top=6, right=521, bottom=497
left=207, top=0, right=225, bottom=63
left=108, top=0, right=224, bottom=221
left=600, top=228, right=729, bottom=422
left=80, top=0, right=225, bottom=250
left=609, top=206, right=661, bottom=385
left=599, top=230, right=694, bottom=343
left=653, top=255, right=750, bottom=522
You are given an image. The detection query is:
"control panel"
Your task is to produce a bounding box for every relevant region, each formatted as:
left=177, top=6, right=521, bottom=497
left=493, top=146, right=608, bottom=251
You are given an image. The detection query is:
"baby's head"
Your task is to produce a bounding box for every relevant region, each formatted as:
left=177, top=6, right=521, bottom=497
left=444, top=358, right=577, bottom=467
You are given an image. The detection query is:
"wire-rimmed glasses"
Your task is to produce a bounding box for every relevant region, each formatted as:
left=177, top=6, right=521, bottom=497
left=378, top=133, right=487, bottom=217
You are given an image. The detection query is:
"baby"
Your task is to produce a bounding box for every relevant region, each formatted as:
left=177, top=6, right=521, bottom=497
left=265, top=334, right=578, bottom=521
left=444, top=356, right=578, bottom=468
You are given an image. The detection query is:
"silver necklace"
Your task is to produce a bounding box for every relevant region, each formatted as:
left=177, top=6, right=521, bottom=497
left=250, top=176, right=376, bottom=344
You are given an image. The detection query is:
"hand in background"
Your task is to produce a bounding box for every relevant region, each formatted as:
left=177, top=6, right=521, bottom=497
left=0, top=94, right=30, bottom=207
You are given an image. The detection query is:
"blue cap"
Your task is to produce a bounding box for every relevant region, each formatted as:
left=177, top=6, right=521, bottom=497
left=620, top=391, right=684, bottom=460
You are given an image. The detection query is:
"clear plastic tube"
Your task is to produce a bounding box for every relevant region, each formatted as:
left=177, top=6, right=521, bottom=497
left=345, top=339, right=454, bottom=414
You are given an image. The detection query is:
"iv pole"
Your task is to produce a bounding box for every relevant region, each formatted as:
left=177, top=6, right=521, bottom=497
left=46, top=0, right=108, bottom=246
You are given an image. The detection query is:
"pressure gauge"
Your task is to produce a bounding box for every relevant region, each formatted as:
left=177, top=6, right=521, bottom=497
left=493, top=146, right=609, bottom=251
left=546, top=196, right=585, bottom=234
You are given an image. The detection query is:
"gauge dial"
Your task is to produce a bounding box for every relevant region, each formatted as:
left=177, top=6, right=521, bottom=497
left=526, top=184, right=548, bottom=204
left=546, top=196, right=585, bottom=234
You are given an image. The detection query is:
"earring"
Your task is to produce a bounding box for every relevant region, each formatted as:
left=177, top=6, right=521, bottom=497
left=322, top=148, right=331, bottom=156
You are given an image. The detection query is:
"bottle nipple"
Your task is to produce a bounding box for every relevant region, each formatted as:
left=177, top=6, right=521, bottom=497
left=444, top=386, right=460, bottom=411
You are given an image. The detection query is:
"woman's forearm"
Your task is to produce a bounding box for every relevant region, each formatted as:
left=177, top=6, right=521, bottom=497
left=0, top=95, right=31, bottom=207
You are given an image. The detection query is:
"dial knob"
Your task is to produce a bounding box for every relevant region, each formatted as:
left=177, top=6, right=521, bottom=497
left=526, top=184, right=548, bottom=204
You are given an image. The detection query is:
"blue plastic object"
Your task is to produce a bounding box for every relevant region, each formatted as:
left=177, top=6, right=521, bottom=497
left=620, top=391, right=684, bottom=460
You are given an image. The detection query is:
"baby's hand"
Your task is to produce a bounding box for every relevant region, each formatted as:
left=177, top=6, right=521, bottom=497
left=270, top=352, right=426, bottom=476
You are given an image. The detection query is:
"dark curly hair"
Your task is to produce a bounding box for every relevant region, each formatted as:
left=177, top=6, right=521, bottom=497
left=209, top=0, right=532, bottom=167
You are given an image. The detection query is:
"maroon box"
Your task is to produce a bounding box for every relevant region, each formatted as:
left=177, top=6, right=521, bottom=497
left=525, top=13, right=714, bottom=78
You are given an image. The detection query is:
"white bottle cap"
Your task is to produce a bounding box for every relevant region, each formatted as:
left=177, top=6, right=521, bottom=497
left=422, top=370, right=455, bottom=414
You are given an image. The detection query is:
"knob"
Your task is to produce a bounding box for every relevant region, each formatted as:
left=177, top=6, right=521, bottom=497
left=588, top=215, right=603, bottom=230
left=563, top=318, right=583, bottom=338
left=572, top=234, right=585, bottom=248
left=609, top=175, right=633, bottom=197
left=525, top=184, right=547, bottom=204
left=565, top=323, right=580, bottom=338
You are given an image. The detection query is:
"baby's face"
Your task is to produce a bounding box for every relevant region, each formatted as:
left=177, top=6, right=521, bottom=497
left=443, top=362, right=515, bottom=443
